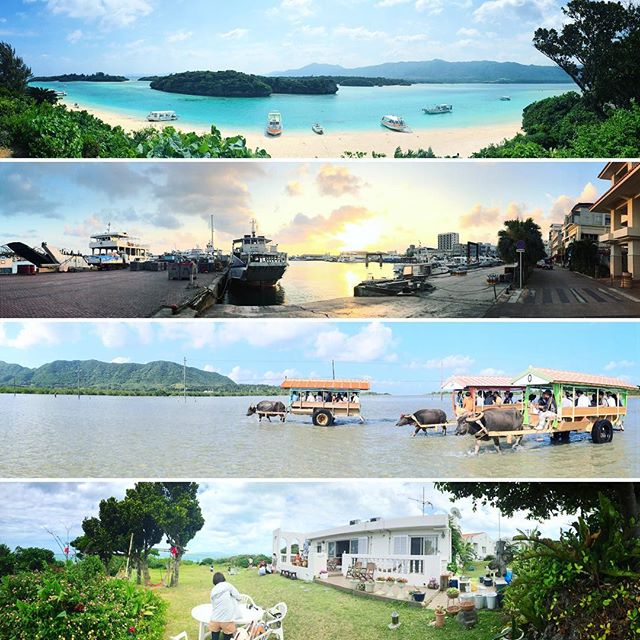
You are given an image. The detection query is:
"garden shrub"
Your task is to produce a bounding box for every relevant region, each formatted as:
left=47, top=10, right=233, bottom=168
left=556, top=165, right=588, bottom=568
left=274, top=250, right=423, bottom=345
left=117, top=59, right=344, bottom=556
left=0, top=565, right=166, bottom=640
left=504, top=495, right=640, bottom=640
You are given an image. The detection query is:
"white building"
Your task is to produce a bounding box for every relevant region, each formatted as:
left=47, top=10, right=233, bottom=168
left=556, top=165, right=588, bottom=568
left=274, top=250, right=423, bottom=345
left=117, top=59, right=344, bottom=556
left=273, top=514, right=452, bottom=586
left=462, top=532, right=495, bottom=559
left=438, top=232, right=460, bottom=252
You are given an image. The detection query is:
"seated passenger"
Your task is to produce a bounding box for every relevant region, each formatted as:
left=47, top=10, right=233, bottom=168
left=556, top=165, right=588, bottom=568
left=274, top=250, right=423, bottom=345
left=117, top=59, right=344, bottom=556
left=484, top=391, right=494, bottom=406
left=575, top=390, right=590, bottom=408
left=462, top=392, right=474, bottom=414
left=476, top=390, right=485, bottom=407
left=606, top=392, right=618, bottom=407
left=493, top=392, right=503, bottom=406
left=561, top=392, right=573, bottom=408
left=528, top=393, right=539, bottom=427
left=537, top=389, right=557, bottom=430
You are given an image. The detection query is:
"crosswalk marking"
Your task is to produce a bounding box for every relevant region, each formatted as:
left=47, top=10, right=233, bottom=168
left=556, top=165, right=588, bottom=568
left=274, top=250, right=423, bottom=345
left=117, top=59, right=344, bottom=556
left=522, top=286, right=634, bottom=305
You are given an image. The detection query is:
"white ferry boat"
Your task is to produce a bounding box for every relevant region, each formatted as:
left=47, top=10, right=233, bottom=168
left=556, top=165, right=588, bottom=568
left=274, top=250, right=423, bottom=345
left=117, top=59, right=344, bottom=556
left=86, top=226, right=149, bottom=269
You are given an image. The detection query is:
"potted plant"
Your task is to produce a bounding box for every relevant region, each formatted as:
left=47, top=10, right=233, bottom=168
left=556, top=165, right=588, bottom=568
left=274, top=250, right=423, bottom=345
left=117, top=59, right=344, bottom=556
left=497, top=618, right=524, bottom=640
left=460, top=598, right=475, bottom=612
left=447, top=602, right=461, bottom=616
left=409, top=589, right=426, bottom=603
left=446, top=587, right=460, bottom=600
left=318, top=570, right=328, bottom=581
left=434, top=605, right=446, bottom=628
left=427, top=577, right=439, bottom=590
left=386, top=576, right=396, bottom=597
left=364, top=581, right=375, bottom=593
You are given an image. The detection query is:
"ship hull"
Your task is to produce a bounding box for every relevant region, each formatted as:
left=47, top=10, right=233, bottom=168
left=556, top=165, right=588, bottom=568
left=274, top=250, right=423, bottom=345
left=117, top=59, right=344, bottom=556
left=229, top=263, right=287, bottom=287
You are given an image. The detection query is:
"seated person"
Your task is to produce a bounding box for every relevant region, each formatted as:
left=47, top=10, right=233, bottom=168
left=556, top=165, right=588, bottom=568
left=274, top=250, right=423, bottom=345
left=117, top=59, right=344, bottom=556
left=575, top=390, right=590, bottom=408
left=537, top=389, right=557, bottom=430
left=209, top=572, right=242, bottom=640
left=527, top=393, right=539, bottom=427
left=561, top=392, right=573, bottom=408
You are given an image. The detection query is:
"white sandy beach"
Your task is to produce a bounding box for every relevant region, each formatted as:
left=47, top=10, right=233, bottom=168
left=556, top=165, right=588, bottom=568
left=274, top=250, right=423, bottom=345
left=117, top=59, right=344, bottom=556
left=64, top=99, right=521, bottom=158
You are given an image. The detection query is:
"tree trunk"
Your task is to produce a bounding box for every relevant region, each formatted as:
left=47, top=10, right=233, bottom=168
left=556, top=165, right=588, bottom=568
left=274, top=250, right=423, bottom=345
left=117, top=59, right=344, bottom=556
left=142, top=558, right=151, bottom=585
left=168, top=550, right=182, bottom=587
left=616, top=482, right=640, bottom=538
left=136, top=558, right=142, bottom=585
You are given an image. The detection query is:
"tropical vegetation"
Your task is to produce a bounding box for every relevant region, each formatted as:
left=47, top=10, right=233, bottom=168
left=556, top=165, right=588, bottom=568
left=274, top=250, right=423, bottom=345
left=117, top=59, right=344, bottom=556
left=497, top=218, right=546, bottom=271
left=474, top=0, right=640, bottom=158
left=0, top=557, right=167, bottom=640
left=31, top=72, right=129, bottom=82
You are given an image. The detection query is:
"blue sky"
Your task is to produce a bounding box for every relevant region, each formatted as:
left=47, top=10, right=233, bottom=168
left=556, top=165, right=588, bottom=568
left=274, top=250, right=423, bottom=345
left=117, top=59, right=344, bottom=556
left=0, top=161, right=605, bottom=255
left=0, top=480, right=578, bottom=554
left=2, top=0, right=571, bottom=75
left=0, top=320, right=637, bottom=393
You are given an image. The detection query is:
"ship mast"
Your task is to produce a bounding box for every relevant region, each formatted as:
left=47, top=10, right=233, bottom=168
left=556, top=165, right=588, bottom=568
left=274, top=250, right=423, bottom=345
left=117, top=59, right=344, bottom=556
left=250, top=218, right=257, bottom=238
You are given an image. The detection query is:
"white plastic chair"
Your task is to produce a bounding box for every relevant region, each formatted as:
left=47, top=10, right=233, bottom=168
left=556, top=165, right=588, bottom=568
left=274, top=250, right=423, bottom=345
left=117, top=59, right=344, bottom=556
left=239, top=593, right=256, bottom=607
left=264, top=603, right=287, bottom=640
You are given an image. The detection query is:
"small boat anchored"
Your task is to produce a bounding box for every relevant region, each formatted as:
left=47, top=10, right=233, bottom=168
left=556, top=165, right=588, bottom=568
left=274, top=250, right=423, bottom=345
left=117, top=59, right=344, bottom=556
left=500, top=96, right=512, bottom=101
left=266, top=111, right=283, bottom=136
left=312, top=123, right=324, bottom=135
left=423, top=104, right=453, bottom=115
left=146, top=110, right=178, bottom=122
left=381, top=115, right=410, bottom=132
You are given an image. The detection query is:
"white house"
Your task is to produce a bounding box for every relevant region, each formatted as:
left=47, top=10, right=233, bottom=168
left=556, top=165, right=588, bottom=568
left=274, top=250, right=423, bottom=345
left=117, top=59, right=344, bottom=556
left=273, top=514, right=452, bottom=586
left=462, top=532, right=495, bottom=559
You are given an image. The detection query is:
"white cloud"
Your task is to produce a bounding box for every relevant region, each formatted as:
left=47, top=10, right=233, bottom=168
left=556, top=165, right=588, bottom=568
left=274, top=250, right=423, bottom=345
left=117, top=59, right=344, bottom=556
left=578, top=181, right=599, bottom=203
left=167, top=29, right=192, bottom=43
left=410, top=354, right=475, bottom=372
left=333, top=25, right=387, bottom=40
left=110, top=356, right=131, bottom=364
left=0, top=322, right=61, bottom=349
left=66, top=28, right=83, bottom=43
left=479, top=367, right=506, bottom=376
left=270, top=0, right=314, bottom=20
left=603, top=360, right=635, bottom=372
left=457, top=27, right=480, bottom=37
left=45, top=0, right=153, bottom=28
left=415, top=0, right=444, bottom=14
left=219, top=28, right=249, bottom=39
left=313, top=322, right=396, bottom=363
left=474, top=0, right=561, bottom=26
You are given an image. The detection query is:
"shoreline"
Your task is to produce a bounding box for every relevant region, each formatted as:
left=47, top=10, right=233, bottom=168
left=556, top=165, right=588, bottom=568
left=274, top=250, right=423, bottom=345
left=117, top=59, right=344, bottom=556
left=62, top=98, right=522, bottom=158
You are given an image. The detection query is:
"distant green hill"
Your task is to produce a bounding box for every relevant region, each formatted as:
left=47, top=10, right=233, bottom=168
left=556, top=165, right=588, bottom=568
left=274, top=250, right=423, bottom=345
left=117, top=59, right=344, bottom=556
left=0, top=359, right=283, bottom=396
left=271, top=59, right=572, bottom=84
left=149, top=70, right=338, bottom=97
left=31, top=72, right=129, bottom=82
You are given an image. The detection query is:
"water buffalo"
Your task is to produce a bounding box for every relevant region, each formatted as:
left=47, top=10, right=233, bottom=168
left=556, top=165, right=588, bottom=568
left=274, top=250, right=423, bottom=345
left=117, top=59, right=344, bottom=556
left=396, top=409, right=448, bottom=437
left=247, top=400, right=287, bottom=422
left=455, top=409, right=524, bottom=454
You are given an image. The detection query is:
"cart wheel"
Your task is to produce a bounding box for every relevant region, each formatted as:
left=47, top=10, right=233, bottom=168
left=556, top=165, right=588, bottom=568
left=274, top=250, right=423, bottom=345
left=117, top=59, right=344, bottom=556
left=591, top=420, right=613, bottom=444
left=313, top=409, right=333, bottom=427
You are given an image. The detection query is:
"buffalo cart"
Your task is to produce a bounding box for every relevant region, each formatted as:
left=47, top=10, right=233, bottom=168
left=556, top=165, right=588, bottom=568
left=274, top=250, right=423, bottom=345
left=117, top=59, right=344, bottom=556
left=281, top=378, right=370, bottom=426
left=442, top=374, right=525, bottom=416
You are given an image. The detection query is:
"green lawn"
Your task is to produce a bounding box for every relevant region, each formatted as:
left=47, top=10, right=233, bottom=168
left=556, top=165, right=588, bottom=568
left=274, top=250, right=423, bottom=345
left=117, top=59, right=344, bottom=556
left=149, top=564, right=505, bottom=640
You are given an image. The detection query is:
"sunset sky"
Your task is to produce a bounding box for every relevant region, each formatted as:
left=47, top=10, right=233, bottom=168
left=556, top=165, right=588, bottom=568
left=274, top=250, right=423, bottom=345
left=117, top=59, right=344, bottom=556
left=2, top=0, right=571, bottom=75
left=1, top=161, right=604, bottom=256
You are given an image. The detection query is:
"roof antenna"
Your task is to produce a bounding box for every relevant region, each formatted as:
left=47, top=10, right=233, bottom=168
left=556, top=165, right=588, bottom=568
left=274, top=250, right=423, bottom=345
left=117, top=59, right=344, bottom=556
left=409, top=486, right=433, bottom=516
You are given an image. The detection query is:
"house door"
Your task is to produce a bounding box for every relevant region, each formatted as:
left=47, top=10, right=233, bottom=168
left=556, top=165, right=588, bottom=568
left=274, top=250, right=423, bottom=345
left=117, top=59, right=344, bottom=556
left=335, top=540, right=350, bottom=564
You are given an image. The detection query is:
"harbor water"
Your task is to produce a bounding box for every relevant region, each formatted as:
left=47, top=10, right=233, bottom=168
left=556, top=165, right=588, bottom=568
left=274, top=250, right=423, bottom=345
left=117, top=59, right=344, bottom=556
left=32, top=81, right=575, bottom=132
left=225, top=261, right=395, bottom=305
left=1, top=393, right=637, bottom=478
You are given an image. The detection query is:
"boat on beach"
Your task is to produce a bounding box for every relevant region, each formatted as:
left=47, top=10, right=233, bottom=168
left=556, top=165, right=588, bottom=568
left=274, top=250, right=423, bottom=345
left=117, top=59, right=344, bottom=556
left=423, top=104, right=453, bottom=115
left=229, top=219, right=288, bottom=287
left=381, top=115, right=410, bottom=132
left=312, top=123, right=324, bottom=135
left=266, top=111, right=283, bottom=136
left=146, top=110, right=178, bottom=122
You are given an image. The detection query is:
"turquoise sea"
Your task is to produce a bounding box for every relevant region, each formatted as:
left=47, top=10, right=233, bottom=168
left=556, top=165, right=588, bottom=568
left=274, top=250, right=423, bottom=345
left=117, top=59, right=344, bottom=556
left=32, top=80, right=575, bottom=133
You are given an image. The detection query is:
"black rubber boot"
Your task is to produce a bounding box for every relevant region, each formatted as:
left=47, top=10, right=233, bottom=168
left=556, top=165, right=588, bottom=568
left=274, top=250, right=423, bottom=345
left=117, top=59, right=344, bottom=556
left=210, top=632, right=220, bottom=640
left=222, top=634, right=233, bottom=640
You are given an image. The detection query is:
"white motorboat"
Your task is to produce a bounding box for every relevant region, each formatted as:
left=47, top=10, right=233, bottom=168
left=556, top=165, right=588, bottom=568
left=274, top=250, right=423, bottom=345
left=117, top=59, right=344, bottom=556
left=423, top=104, right=453, bottom=115
left=266, top=111, right=283, bottom=136
left=500, top=96, right=511, bottom=101
left=146, top=110, right=178, bottom=122
left=381, top=115, right=410, bottom=132
left=86, top=225, right=149, bottom=269
left=312, top=123, right=324, bottom=135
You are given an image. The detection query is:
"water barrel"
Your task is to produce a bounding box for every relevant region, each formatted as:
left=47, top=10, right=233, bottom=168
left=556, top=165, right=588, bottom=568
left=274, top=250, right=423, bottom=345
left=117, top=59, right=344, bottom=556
left=474, top=593, right=486, bottom=609
left=621, top=272, right=633, bottom=289
left=485, top=592, right=497, bottom=610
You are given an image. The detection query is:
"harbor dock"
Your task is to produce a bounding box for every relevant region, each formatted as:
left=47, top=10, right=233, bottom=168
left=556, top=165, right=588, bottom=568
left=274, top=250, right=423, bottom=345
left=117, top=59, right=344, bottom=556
left=0, top=268, right=228, bottom=318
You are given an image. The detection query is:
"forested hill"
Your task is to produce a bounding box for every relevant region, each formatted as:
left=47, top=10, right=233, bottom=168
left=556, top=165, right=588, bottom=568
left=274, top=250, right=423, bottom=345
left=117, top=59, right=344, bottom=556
left=0, top=359, right=281, bottom=396
left=31, top=72, right=129, bottom=82
left=149, top=70, right=339, bottom=97
left=271, top=59, right=572, bottom=84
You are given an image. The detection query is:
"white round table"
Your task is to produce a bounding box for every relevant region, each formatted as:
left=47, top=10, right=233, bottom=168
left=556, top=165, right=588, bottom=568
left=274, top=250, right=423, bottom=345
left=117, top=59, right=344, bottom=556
left=191, top=603, right=264, bottom=640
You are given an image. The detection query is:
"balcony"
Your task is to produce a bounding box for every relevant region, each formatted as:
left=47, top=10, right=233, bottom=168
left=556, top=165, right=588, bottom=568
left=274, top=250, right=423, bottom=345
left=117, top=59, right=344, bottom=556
left=341, top=553, right=447, bottom=585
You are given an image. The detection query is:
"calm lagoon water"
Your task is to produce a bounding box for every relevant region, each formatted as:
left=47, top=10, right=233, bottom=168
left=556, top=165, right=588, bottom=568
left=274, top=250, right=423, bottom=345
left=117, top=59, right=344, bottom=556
left=226, top=261, right=395, bottom=305
left=2, top=393, right=637, bottom=478
left=33, top=80, right=575, bottom=132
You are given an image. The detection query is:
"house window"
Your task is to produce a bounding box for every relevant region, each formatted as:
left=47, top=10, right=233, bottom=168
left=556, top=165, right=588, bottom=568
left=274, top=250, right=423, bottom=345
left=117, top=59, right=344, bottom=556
left=410, top=535, right=439, bottom=555
left=392, top=535, right=409, bottom=555
left=316, top=543, right=322, bottom=553
left=328, top=541, right=336, bottom=557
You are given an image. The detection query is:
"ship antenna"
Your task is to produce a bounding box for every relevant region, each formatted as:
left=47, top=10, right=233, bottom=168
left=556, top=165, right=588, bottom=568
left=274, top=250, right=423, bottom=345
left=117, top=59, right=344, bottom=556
left=250, top=218, right=257, bottom=237
left=210, top=214, right=215, bottom=250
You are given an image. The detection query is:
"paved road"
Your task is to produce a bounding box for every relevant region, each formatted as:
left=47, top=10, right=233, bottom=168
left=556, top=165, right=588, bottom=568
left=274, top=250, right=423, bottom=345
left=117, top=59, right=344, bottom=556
left=486, top=267, right=640, bottom=318
left=0, top=270, right=224, bottom=318
left=204, top=266, right=508, bottom=318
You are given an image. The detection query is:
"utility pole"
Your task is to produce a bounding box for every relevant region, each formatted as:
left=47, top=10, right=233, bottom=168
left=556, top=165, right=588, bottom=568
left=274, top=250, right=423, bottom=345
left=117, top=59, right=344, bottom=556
left=77, top=365, right=80, bottom=399
left=331, top=359, right=335, bottom=380
left=409, top=487, right=433, bottom=516
left=183, top=357, right=187, bottom=403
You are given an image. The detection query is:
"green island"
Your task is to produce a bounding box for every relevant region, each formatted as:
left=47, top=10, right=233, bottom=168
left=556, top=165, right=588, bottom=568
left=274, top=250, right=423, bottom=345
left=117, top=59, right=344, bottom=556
left=0, top=359, right=284, bottom=397
left=149, top=70, right=339, bottom=97
left=31, top=72, right=129, bottom=82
